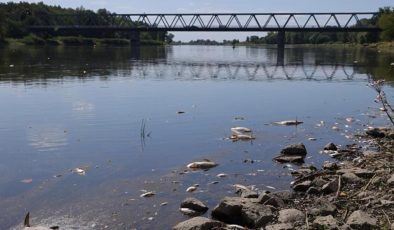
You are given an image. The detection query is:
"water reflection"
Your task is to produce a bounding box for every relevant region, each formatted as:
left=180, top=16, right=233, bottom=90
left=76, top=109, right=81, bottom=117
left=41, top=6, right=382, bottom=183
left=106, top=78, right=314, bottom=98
left=27, top=125, right=68, bottom=151
left=0, top=45, right=393, bottom=85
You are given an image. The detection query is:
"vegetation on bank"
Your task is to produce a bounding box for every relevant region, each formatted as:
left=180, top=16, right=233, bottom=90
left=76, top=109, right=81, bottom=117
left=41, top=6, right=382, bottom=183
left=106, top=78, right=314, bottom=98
left=0, top=2, right=173, bottom=46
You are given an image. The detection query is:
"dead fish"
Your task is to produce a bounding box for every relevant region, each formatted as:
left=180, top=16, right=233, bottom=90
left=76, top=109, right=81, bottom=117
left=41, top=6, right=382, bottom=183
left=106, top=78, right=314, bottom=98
left=73, top=168, right=86, bottom=176
left=273, top=120, right=303, bottom=126
left=186, top=186, right=197, bottom=192
left=187, top=160, right=218, bottom=169
left=226, top=224, right=246, bottom=230
left=140, top=191, right=155, bottom=198
left=217, top=173, right=228, bottom=178
left=308, top=137, right=317, bottom=141
left=160, top=202, right=168, bottom=206
left=345, top=117, right=355, bottom=123
left=179, top=208, right=198, bottom=216
left=233, top=184, right=249, bottom=191
left=230, top=134, right=255, bottom=141
left=23, top=212, right=59, bottom=230
left=231, top=127, right=252, bottom=133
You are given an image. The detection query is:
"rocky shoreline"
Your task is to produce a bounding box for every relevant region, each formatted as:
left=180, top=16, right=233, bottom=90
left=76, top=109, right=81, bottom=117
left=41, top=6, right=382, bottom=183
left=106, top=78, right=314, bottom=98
left=173, top=127, right=394, bottom=230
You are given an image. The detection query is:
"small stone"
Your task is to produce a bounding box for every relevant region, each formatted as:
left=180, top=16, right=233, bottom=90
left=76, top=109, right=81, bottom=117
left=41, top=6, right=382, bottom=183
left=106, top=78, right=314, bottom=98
left=387, top=174, right=394, bottom=185
left=280, top=143, right=307, bottom=156
left=366, top=128, right=386, bottom=138
left=274, top=155, right=304, bottom=163
left=173, top=217, right=224, bottom=230
left=181, top=197, right=208, bottom=213
left=292, top=180, right=312, bottom=192
left=322, top=161, right=338, bottom=170
left=313, top=215, right=338, bottom=230
left=308, top=200, right=337, bottom=216
left=257, top=193, right=285, bottom=208
left=306, top=187, right=321, bottom=195
left=324, top=142, right=338, bottom=151
left=211, top=197, right=273, bottom=228
left=265, top=223, right=294, bottom=230
left=322, top=179, right=338, bottom=194
left=342, top=172, right=363, bottom=184
left=278, top=209, right=304, bottom=223
left=346, top=210, right=377, bottom=229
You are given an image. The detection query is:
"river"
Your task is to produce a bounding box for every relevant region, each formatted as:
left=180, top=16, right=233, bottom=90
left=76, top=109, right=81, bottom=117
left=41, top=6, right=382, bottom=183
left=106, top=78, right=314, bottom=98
left=0, top=45, right=393, bottom=229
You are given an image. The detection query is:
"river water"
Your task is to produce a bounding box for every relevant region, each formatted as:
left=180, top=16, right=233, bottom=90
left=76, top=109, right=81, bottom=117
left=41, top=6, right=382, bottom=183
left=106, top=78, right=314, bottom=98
left=0, top=45, right=393, bottom=229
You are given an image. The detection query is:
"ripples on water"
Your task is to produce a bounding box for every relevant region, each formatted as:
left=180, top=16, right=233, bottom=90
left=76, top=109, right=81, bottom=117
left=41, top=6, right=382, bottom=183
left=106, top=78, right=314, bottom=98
left=0, top=45, right=393, bottom=229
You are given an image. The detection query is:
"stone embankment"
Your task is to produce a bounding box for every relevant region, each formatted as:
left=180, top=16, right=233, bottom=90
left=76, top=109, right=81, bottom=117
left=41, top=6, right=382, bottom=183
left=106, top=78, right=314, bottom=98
left=173, top=127, right=394, bottom=230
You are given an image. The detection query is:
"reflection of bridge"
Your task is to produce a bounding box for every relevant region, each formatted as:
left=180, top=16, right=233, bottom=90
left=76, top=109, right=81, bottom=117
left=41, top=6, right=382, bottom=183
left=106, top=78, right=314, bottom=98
left=130, top=61, right=370, bottom=81
left=28, top=12, right=380, bottom=65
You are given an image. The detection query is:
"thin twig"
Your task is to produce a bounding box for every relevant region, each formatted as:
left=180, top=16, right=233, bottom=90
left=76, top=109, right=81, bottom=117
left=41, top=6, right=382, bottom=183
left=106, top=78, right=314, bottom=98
left=335, top=175, right=342, bottom=198
left=362, top=174, right=376, bottom=191
left=305, top=211, right=309, bottom=230
left=382, top=210, right=391, bottom=226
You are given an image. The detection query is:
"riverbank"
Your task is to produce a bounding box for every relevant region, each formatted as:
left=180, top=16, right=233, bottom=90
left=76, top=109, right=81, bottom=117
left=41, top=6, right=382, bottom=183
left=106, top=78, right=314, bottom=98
left=172, top=126, right=394, bottom=229
left=3, top=35, right=164, bottom=47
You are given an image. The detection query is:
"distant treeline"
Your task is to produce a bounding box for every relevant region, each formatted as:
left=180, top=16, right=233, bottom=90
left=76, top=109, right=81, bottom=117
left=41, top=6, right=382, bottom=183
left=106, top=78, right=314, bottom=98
left=245, top=7, right=394, bottom=45
left=0, top=2, right=174, bottom=45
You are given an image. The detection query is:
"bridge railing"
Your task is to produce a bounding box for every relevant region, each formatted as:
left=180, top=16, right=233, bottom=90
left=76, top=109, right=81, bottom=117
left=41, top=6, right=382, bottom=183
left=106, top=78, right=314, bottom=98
left=29, top=12, right=379, bottom=31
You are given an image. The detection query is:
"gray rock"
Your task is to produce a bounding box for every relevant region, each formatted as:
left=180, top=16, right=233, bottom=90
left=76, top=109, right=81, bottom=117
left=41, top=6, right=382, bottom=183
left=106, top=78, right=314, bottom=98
left=273, top=155, right=304, bottom=163
left=388, top=174, right=394, bottom=185
left=313, top=177, right=328, bottom=187
left=323, top=161, right=338, bottom=170
left=342, top=172, right=363, bottom=184
left=173, top=217, right=224, bottom=230
left=293, top=180, right=312, bottom=192
left=257, top=193, right=285, bottom=208
left=278, top=209, right=304, bottom=223
left=308, top=200, right=337, bottom=216
left=211, top=197, right=273, bottom=228
left=181, top=198, right=209, bottom=213
left=313, top=215, right=338, bottom=230
left=337, top=168, right=374, bottom=179
left=366, top=128, right=386, bottom=138
left=391, top=222, right=394, bottom=230
left=324, top=142, right=338, bottom=151
left=265, top=223, right=294, bottom=230
left=346, top=210, right=377, bottom=229
left=280, top=143, right=307, bottom=156
left=240, top=190, right=259, bottom=198
left=322, top=178, right=339, bottom=194
left=306, top=186, right=321, bottom=195
left=272, top=191, right=294, bottom=201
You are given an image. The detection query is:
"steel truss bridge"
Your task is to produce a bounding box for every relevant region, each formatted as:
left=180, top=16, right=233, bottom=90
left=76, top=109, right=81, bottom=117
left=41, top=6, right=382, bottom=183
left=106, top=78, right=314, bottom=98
left=28, top=12, right=379, bottom=32
left=28, top=12, right=380, bottom=65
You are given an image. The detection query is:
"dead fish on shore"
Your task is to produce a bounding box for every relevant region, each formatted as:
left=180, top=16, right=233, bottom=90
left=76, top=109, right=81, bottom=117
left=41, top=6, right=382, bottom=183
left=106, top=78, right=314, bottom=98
left=73, top=167, right=86, bottom=176
left=179, top=208, right=198, bottom=216
left=217, top=173, right=228, bottom=178
left=273, top=120, right=303, bottom=126
left=187, top=160, right=218, bottom=170
left=23, top=212, right=59, bottom=230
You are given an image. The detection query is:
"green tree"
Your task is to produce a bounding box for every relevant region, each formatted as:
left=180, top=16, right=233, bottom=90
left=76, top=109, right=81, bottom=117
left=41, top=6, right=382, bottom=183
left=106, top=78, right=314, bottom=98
left=378, top=12, right=394, bottom=41
left=0, top=8, right=5, bottom=42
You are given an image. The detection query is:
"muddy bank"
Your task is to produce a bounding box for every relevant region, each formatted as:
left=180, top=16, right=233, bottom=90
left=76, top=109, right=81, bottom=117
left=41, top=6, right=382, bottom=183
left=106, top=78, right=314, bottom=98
left=173, top=127, right=394, bottom=230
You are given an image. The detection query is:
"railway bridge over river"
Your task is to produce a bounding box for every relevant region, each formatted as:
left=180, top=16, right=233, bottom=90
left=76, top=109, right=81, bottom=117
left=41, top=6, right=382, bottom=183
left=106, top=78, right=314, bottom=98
left=28, top=12, right=381, bottom=65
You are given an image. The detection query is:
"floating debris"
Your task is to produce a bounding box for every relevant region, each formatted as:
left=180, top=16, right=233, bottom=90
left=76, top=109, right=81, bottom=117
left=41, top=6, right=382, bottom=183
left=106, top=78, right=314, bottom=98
left=140, top=191, right=155, bottom=198
left=20, top=178, right=33, bottom=184
left=346, top=117, right=355, bottom=123
left=273, top=120, right=303, bottom=126
left=9, top=64, right=14, bottom=68
left=234, top=116, right=245, bottom=120
left=266, top=186, right=276, bottom=190
left=187, top=160, right=218, bottom=170
left=186, top=186, right=197, bottom=192
left=176, top=111, right=185, bottom=114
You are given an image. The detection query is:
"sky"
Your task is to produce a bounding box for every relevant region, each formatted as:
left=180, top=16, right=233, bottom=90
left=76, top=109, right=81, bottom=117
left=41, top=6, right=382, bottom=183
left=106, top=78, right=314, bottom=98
left=1, top=0, right=392, bottom=41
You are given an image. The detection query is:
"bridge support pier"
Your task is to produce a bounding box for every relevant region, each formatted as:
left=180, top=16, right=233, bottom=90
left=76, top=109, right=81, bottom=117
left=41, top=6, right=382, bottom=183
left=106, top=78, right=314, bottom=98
left=130, top=31, right=140, bottom=47
left=277, top=31, right=285, bottom=66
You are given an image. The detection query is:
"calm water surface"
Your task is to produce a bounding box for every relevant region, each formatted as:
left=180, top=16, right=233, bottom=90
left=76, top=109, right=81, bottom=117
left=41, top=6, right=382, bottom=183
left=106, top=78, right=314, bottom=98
left=0, top=45, right=393, bottom=229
